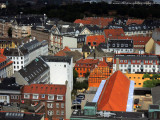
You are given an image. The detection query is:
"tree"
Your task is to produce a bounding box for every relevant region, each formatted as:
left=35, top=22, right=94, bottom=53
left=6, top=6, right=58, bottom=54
left=8, top=27, right=12, bottom=38
left=143, top=74, right=160, bottom=88
left=85, top=71, right=90, bottom=78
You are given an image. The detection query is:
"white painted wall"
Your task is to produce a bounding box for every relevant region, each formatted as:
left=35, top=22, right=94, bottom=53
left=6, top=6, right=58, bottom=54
left=63, top=36, right=77, bottom=49
left=155, top=43, right=160, bottom=55
left=46, top=58, right=73, bottom=91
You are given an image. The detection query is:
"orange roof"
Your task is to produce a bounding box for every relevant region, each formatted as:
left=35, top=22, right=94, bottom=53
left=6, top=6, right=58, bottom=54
left=75, top=59, right=99, bottom=68
left=74, top=17, right=114, bottom=28
left=117, top=36, right=151, bottom=45
left=104, top=28, right=125, bottom=39
left=86, top=35, right=105, bottom=46
left=21, top=84, right=66, bottom=95
left=54, top=46, right=71, bottom=56
left=76, top=59, right=99, bottom=64
left=97, top=70, right=130, bottom=111
left=126, top=19, right=144, bottom=25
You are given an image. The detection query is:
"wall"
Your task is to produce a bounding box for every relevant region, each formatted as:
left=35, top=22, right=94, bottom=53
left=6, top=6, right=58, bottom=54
left=155, top=43, right=160, bottom=55
left=63, top=36, right=77, bottom=49
left=145, top=38, right=155, bottom=53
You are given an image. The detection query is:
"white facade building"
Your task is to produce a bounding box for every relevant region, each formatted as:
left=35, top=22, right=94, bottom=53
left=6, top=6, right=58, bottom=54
left=42, top=56, right=73, bottom=91
left=113, top=54, right=160, bottom=74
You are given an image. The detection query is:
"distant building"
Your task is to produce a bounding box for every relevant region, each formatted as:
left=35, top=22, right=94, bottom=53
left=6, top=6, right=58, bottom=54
left=21, top=84, right=71, bottom=119
left=112, top=0, right=154, bottom=5
left=113, top=54, right=160, bottom=73
left=74, top=58, right=99, bottom=77
left=0, top=77, right=21, bottom=105
left=13, top=57, right=50, bottom=85
left=0, top=49, right=14, bottom=78
left=107, top=39, right=134, bottom=53
left=3, top=39, right=48, bottom=71
left=41, top=56, right=73, bottom=91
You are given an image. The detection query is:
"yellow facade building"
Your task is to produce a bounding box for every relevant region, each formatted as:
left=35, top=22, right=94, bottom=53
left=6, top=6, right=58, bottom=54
left=0, top=38, right=18, bottom=49
left=125, top=73, right=151, bottom=87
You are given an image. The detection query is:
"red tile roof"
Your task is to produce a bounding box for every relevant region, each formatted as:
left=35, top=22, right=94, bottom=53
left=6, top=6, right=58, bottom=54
left=76, top=59, right=99, bottom=64
left=117, top=36, right=151, bottom=45
left=97, top=61, right=108, bottom=67
left=54, top=46, right=71, bottom=56
left=75, top=59, right=99, bottom=68
left=74, top=17, right=114, bottom=28
left=97, top=70, right=130, bottom=111
left=86, top=35, right=105, bottom=46
left=126, top=19, right=144, bottom=25
left=104, top=28, right=125, bottom=39
left=21, top=84, right=66, bottom=95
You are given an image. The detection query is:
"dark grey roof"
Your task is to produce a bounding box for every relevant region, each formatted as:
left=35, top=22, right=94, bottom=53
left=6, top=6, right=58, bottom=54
left=64, top=51, right=83, bottom=63
left=41, top=56, right=72, bottom=64
left=99, top=43, right=108, bottom=49
left=88, top=47, right=106, bottom=58
left=3, top=48, right=28, bottom=56
left=114, top=54, right=160, bottom=60
left=0, top=112, right=44, bottom=120
left=71, top=110, right=147, bottom=119
left=82, top=45, right=90, bottom=52
left=23, top=39, right=40, bottom=52
left=19, top=57, right=49, bottom=84
left=85, top=102, right=96, bottom=107
left=149, top=105, right=159, bottom=109
left=0, top=77, right=21, bottom=91
left=108, top=39, right=133, bottom=49
left=152, top=86, right=160, bottom=104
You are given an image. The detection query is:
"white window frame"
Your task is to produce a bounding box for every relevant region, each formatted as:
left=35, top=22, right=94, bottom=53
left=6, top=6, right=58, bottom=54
left=42, top=94, right=45, bottom=98
left=48, top=110, right=53, bottom=116
left=24, top=94, right=30, bottom=99
left=47, top=103, right=53, bottom=108
left=32, top=94, right=39, bottom=99
left=57, top=95, right=63, bottom=100
left=48, top=95, right=54, bottom=100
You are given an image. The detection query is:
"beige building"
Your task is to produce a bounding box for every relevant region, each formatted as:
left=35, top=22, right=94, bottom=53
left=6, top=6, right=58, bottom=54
left=0, top=19, right=12, bottom=38
left=145, top=38, right=155, bottom=54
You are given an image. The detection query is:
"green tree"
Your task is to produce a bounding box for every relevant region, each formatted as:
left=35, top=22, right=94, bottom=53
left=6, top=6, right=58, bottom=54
left=143, top=74, right=160, bottom=88
left=8, top=27, right=12, bottom=38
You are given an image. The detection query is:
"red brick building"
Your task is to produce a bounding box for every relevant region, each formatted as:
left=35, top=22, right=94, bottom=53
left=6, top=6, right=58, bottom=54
left=21, top=84, right=71, bottom=119
left=74, top=59, right=99, bottom=77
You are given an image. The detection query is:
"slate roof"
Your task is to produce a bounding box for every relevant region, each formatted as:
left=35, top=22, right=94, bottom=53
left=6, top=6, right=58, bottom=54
left=41, top=56, right=72, bottom=64
left=0, top=111, right=44, bottom=120
left=21, top=84, right=66, bottom=95
left=97, top=70, right=130, bottom=111
left=23, top=40, right=41, bottom=52
left=152, top=86, right=160, bottom=104
left=108, top=39, right=133, bottom=49
left=3, top=47, right=29, bottom=56
left=88, top=47, right=106, bottom=58
left=19, top=57, right=49, bottom=84
left=0, top=77, right=21, bottom=91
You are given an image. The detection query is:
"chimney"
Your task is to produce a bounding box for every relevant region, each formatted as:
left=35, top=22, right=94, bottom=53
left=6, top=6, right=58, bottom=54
left=116, top=58, right=119, bottom=71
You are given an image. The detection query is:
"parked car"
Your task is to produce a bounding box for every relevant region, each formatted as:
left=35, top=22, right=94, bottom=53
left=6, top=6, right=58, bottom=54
left=76, top=94, right=85, bottom=100
left=72, top=100, right=81, bottom=105
left=71, top=105, right=81, bottom=109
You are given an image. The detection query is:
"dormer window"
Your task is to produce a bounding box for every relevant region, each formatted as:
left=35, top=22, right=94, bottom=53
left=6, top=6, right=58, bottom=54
left=24, top=94, right=30, bottom=99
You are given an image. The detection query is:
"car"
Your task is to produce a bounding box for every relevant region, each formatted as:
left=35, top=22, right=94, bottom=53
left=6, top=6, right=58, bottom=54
left=71, top=105, right=81, bottom=109
left=72, top=100, right=81, bottom=105
left=76, top=94, right=85, bottom=100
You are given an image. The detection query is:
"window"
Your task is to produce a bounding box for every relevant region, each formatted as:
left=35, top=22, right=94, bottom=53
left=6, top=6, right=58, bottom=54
left=132, top=60, right=135, bottom=63
left=48, top=95, right=54, bottom=100
left=64, top=65, right=66, bottom=68
left=21, top=61, right=23, bottom=64
left=21, top=57, right=23, bottom=60
left=56, top=103, right=59, bottom=108
left=57, top=95, right=63, bottom=100
left=139, top=83, right=141, bottom=85
left=56, top=110, right=60, bottom=115
left=124, top=60, right=127, bottom=63
left=93, top=42, right=96, bottom=45
left=48, top=111, right=53, bottom=116
left=33, top=94, right=39, bottom=99
left=145, top=60, right=148, bottom=63
left=47, top=103, right=53, bottom=108
left=125, top=44, right=128, bottom=47
left=120, top=60, right=123, bottom=63
left=149, top=60, right=152, bottom=63
left=17, top=62, right=19, bottom=64
left=24, top=94, right=30, bottom=99
left=42, top=94, right=45, bottom=98
left=61, top=103, right=64, bottom=108
left=61, top=110, right=64, bottom=115
left=129, top=77, right=131, bottom=79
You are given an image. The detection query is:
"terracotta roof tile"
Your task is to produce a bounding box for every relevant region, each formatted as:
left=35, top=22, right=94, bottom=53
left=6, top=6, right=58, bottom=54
left=21, top=84, right=66, bottom=95
left=126, top=19, right=144, bottom=25
left=97, top=70, right=130, bottom=111
left=86, top=35, right=105, bottom=46
left=104, top=28, right=125, bottom=39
